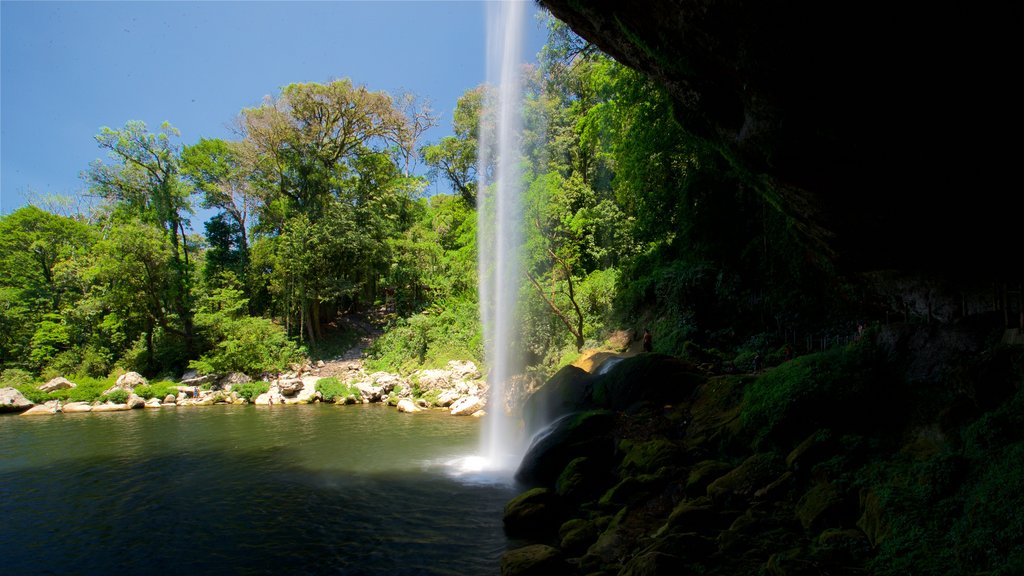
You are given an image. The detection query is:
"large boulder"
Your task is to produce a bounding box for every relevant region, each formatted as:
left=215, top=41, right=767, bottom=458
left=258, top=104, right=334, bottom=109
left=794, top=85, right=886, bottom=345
left=62, top=401, right=93, bottom=413
left=396, top=398, right=422, bottom=413
left=115, top=371, right=147, bottom=389
left=449, top=395, right=484, bottom=416
left=446, top=359, right=481, bottom=380
left=503, top=487, right=562, bottom=540
left=590, top=354, right=703, bottom=412
left=38, top=377, right=76, bottom=393
left=126, top=394, right=146, bottom=409
left=21, top=402, right=59, bottom=416
left=515, top=410, right=617, bottom=487
left=218, top=372, right=251, bottom=388
left=277, top=378, right=304, bottom=396
left=521, top=364, right=594, bottom=437
left=0, top=387, right=34, bottom=413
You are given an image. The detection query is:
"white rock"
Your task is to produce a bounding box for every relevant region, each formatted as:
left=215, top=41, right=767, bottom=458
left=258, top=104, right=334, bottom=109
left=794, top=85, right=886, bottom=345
left=38, top=377, right=76, bottom=393
left=450, top=395, right=485, bottom=416
left=396, top=398, right=422, bottom=413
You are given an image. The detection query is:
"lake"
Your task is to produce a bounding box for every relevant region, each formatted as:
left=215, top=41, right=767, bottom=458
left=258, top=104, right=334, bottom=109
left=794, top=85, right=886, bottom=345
left=0, top=404, right=523, bottom=575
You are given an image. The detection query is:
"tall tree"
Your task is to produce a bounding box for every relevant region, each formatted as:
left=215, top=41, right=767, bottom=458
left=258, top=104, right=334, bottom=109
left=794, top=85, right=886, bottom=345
left=181, top=138, right=253, bottom=286
left=236, top=80, right=428, bottom=343
left=85, top=120, right=198, bottom=357
left=422, top=86, right=484, bottom=206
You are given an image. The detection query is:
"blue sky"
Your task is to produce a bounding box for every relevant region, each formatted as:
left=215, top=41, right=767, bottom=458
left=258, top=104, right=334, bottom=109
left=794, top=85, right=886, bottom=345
left=0, top=0, right=549, bottom=215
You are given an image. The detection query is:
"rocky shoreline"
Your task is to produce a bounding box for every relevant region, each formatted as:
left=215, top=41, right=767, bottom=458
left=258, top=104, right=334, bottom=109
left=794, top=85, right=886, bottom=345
left=1, top=354, right=493, bottom=419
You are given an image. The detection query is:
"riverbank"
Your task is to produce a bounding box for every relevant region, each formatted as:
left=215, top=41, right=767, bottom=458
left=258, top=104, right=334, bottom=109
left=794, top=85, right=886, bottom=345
left=1, top=332, right=496, bottom=419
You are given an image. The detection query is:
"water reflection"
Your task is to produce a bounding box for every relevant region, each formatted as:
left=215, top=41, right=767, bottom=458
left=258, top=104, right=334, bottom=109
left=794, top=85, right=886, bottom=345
left=1, top=405, right=517, bottom=575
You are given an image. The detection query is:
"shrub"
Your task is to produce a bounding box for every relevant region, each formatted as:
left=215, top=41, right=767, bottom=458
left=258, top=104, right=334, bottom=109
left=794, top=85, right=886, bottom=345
left=1, top=368, right=34, bottom=387
left=133, top=381, right=178, bottom=400
left=365, top=297, right=481, bottom=373
left=190, top=315, right=305, bottom=378
left=233, top=381, right=270, bottom=403
left=101, top=388, right=129, bottom=404
left=316, top=377, right=361, bottom=403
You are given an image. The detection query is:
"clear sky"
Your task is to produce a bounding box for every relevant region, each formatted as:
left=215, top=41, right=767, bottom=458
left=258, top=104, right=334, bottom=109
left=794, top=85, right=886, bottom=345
left=0, top=0, right=549, bottom=215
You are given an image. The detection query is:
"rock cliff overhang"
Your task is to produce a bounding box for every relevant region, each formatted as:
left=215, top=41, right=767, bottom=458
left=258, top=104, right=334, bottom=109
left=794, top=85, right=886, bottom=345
left=539, top=0, right=1020, bottom=281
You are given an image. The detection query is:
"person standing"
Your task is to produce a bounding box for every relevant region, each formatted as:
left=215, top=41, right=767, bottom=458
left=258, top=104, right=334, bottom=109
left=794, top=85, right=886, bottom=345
left=642, top=328, right=653, bottom=353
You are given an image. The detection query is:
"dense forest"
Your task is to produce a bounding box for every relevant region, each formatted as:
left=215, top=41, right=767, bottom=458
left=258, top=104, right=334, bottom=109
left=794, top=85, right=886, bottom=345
left=1, top=19, right=869, bottom=389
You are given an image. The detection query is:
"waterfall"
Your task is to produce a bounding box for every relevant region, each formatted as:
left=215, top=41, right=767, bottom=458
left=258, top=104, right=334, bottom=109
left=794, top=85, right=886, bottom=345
left=477, top=0, right=527, bottom=472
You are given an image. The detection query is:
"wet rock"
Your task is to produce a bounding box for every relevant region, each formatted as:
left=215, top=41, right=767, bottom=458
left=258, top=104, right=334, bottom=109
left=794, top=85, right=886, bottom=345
left=521, top=364, right=593, bottom=436
left=515, top=409, right=617, bottom=486
left=21, top=402, right=59, bottom=416
left=795, top=482, right=854, bottom=532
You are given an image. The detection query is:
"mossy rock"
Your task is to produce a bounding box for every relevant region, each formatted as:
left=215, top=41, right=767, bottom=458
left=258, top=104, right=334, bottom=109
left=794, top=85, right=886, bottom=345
left=556, top=456, right=614, bottom=506
left=559, top=518, right=600, bottom=556
left=656, top=500, right=736, bottom=537
left=706, top=452, right=785, bottom=506
left=619, top=437, right=683, bottom=476
left=685, top=460, right=734, bottom=495
left=598, top=474, right=664, bottom=509
left=619, top=549, right=696, bottom=576
left=855, top=488, right=888, bottom=548
left=812, top=528, right=871, bottom=565
left=500, top=544, right=567, bottom=576
left=503, top=487, right=561, bottom=540
left=795, top=482, right=855, bottom=532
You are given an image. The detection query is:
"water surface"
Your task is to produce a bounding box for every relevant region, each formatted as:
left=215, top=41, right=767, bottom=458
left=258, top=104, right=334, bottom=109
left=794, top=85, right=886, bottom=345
left=0, top=404, right=520, bottom=575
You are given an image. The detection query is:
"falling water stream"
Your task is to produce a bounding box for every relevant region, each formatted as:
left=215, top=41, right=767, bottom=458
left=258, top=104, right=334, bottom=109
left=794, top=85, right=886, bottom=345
left=477, top=0, right=528, bottom=472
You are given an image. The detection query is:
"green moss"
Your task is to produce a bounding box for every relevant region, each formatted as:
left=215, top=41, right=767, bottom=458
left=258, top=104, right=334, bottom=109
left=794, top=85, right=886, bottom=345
left=740, top=338, right=879, bottom=449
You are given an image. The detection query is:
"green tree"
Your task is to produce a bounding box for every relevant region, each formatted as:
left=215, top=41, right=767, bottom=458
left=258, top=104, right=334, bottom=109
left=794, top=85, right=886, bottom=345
left=0, top=206, right=94, bottom=371
left=181, top=138, right=253, bottom=285
left=236, top=80, right=429, bottom=344
left=422, top=86, right=484, bottom=206
left=86, top=121, right=198, bottom=359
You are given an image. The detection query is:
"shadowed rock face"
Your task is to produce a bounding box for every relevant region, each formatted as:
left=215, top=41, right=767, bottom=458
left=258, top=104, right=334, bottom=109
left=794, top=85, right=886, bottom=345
left=539, top=0, right=1020, bottom=280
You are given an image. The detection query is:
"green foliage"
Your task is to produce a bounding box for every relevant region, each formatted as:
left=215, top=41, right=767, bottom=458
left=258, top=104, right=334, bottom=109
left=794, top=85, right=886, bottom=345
left=366, top=297, right=481, bottom=373
left=233, top=381, right=270, bottom=403
left=741, top=338, right=879, bottom=449
left=315, top=377, right=362, bottom=403
left=101, top=388, right=129, bottom=404
left=864, top=388, right=1024, bottom=575
left=189, top=287, right=304, bottom=377
left=133, top=381, right=177, bottom=400
left=1, top=368, right=34, bottom=387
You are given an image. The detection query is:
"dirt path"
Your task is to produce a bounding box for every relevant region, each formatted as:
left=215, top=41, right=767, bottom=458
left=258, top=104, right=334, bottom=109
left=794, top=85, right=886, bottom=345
left=311, top=313, right=383, bottom=379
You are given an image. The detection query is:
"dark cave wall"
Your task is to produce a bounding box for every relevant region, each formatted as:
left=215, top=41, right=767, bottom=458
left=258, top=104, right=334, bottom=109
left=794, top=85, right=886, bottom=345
left=538, top=0, right=1021, bottom=281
